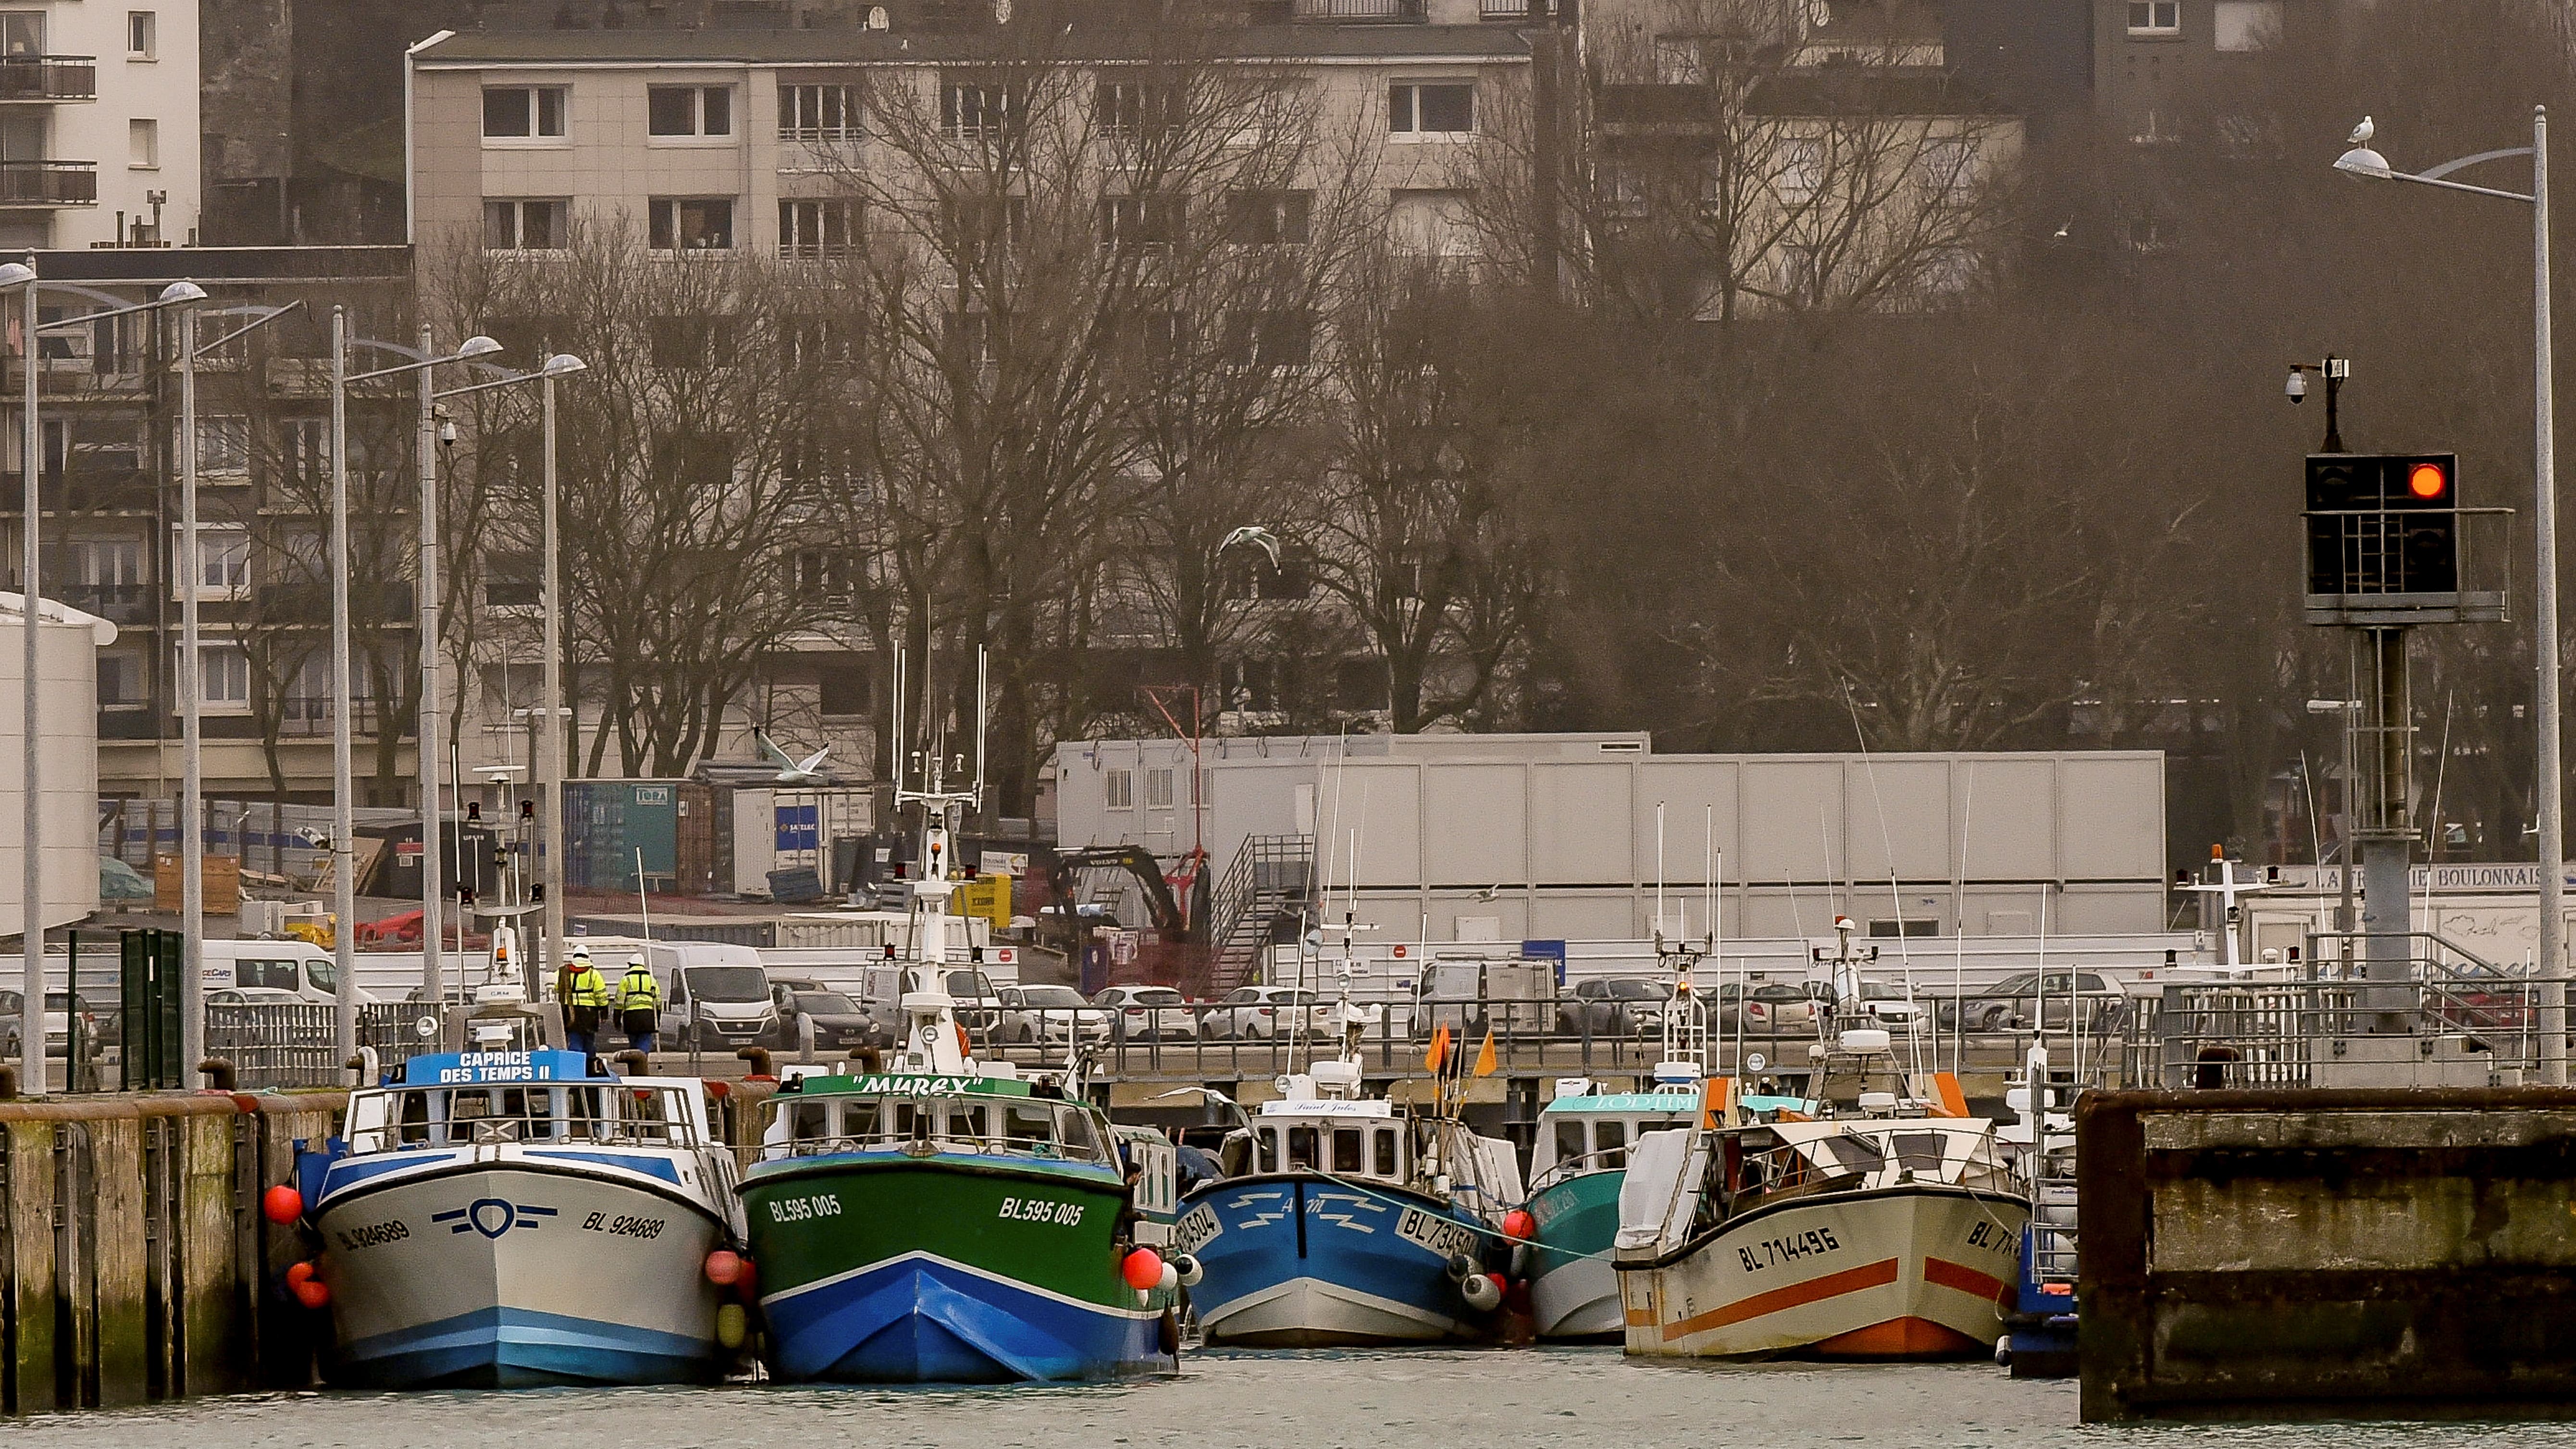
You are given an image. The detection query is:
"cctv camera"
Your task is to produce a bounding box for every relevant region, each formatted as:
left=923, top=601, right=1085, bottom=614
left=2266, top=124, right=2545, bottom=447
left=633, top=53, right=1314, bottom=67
left=2285, top=369, right=2308, bottom=405
left=297, top=827, right=331, bottom=848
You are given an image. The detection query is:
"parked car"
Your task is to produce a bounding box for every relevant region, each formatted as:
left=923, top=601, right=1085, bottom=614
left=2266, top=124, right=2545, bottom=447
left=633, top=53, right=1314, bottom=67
left=1557, top=977, right=1672, bottom=1037
left=206, top=987, right=307, bottom=1007
left=1096, top=984, right=1196, bottom=1041
left=1199, top=986, right=1329, bottom=1040
left=941, top=969, right=1008, bottom=1035
left=998, top=985, right=1114, bottom=1046
left=1848, top=981, right=1928, bottom=1034
left=0, top=990, right=104, bottom=1057
left=1724, top=983, right=1819, bottom=1036
left=1941, top=972, right=2125, bottom=1032
left=780, top=990, right=893, bottom=1053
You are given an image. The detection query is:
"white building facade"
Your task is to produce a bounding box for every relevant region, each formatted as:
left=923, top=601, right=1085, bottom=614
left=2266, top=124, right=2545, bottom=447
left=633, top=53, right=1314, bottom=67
left=0, top=0, right=199, bottom=250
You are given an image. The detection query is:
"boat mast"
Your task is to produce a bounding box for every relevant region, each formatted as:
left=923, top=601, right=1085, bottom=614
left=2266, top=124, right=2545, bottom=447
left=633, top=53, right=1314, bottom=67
left=889, top=647, right=987, bottom=1077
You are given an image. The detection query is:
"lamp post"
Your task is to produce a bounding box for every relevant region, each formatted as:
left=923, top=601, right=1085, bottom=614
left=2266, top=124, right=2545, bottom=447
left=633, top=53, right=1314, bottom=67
left=176, top=298, right=297, bottom=1076
left=434, top=353, right=586, bottom=995
left=327, top=313, right=499, bottom=1061
left=7, top=267, right=199, bottom=1094
left=2336, top=107, right=2562, bottom=1083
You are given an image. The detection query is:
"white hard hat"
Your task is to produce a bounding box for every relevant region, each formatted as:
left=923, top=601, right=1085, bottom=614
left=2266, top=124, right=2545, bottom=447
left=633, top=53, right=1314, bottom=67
left=630, top=954, right=647, bottom=968
left=570, top=943, right=590, bottom=959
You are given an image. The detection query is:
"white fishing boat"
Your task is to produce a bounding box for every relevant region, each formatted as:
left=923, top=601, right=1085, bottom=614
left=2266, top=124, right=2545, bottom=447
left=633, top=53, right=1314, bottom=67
left=1613, top=1034, right=2025, bottom=1360
left=297, top=1008, right=747, bottom=1387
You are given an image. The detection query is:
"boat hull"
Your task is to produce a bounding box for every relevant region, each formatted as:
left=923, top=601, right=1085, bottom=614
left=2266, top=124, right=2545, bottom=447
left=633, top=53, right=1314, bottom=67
left=743, top=1153, right=1167, bottom=1383
left=1525, top=1169, right=1624, bottom=1341
left=314, top=1158, right=731, bottom=1388
left=1617, top=1185, right=2027, bottom=1360
left=1178, top=1175, right=1497, bottom=1348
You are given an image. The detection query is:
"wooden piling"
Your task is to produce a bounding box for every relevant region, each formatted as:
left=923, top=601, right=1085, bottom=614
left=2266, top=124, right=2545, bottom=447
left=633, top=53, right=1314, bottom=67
left=89, top=1116, right=147, bottom=1407
left=3, top=1118, right=58, bottom=1414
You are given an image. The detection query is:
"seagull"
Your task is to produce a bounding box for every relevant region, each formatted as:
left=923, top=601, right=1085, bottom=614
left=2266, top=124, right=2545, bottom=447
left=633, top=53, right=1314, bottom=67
left=2052, top=221, right=2070, bottom=240
left=2348, top=115, right=2374, bottom=145
left=754, top=728, right=833, bottom=785
left=1218, top=524, right=1283, bottom=569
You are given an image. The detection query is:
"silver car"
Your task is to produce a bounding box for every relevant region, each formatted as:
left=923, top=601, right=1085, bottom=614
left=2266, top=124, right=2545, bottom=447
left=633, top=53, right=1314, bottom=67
left=1199, top=986, right=1330, bottom=1040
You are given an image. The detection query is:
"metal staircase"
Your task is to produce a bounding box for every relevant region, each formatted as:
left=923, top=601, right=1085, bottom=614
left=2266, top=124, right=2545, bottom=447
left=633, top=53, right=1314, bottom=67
left=1203, top=834, right=1315, bottom=995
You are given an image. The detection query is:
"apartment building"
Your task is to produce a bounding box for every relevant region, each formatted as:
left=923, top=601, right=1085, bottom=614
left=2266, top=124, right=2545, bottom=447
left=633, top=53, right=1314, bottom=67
left=0, top=246, right=419, bottom=805
left=2095, top=0, right=2285, bottom=146
left=0, top=0, right=199, bottom=248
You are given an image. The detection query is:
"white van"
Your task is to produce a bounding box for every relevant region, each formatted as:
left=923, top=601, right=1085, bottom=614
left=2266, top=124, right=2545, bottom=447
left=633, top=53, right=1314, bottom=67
left=201, top=939, right=380, bottom=1006
left=648, top=942, right=778, bottom=1050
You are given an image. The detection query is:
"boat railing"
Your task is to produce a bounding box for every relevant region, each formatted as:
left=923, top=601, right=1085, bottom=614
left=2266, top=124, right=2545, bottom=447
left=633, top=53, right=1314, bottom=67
left=347, top=1084, right=705, bottom=1152
left=766, top=1095, right=1110, bottom=1164
left=1527, top=1143, right=1635, bottom=1195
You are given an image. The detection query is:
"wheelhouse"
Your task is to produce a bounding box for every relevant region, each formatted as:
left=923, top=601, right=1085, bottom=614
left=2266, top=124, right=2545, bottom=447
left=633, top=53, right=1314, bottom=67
left=1529, top=1093, right=1701, bottom=1189
left=344, top=1082, right=707, bottom=1151
left=761, top=1086, right=1111, bottom=1164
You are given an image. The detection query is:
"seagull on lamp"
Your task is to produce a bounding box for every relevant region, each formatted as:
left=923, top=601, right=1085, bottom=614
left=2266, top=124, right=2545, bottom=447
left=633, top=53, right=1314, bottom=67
left=2347, top=115, right=2374, bottom=145
left=754, top=728, right=833, bottom=785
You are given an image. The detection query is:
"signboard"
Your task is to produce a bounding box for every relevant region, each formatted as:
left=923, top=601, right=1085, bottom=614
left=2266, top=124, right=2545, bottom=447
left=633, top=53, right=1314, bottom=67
left=403, top=1049, right=592, bottom=1085
left=2270, top=863, right=2575, bottom=893
left=1523, top=939, right=1568, bottom=986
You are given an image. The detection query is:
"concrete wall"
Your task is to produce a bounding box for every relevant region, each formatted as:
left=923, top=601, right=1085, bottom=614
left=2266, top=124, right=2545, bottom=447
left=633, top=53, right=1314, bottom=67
left=0, top=594, right=111, bottom=940
left=2079, top=1087, right=2576, bottom=1422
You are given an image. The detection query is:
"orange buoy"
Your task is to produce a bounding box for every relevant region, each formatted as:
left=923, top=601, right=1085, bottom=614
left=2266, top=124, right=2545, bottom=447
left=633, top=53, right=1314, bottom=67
left=705, top=1249, right=743, bottom=1287
left=285, top=1261, right=315, bottom=1289
left=1501, top=1209, right=1536, bottom=1241
left=1121, top=1248, right=1164, bottom=1292
left=292, top=1278, right=331, bottom=1310
left=261, top=1184, right=303, bottom=1224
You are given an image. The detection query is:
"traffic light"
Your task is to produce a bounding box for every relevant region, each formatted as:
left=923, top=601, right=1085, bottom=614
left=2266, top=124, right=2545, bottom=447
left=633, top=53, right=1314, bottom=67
left=2305, top=452, right=2459, bottom=597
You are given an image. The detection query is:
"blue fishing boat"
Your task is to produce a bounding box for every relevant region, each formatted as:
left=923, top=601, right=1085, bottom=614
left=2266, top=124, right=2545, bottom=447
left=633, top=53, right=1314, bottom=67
left=297, top=1015, right=744, bottom=1388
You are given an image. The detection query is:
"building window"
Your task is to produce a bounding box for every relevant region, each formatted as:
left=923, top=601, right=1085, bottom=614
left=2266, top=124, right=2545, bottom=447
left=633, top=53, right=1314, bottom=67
left=1918, top=137, right=1975, bottom=203
left=72, top=537, right=144, bottom=587
left=190, top=643, right=251, bottom=709
left=2213, top=0, right=2280, bottom=50
left=1868, top=918, right=1940, bottom=939
left=818, top=664, right=871, bottom=717
left=941, top=75, right=1020, bottom=140
left=126, top=12, right=154, bottom=58
left=795, top=548, right=857, bottom=598
left=648, top=197, right=735, bottom=251
left=193, top=414, right=249, bottom=475
left=283, top=416, right=331, bottom=480
left=176, top=526, right=249, bottom=596
left=1098, top=193, right=1182, bottom=251
left=648, top=85, right=732, bottom=138
left=483, top=86, right=567, bottom=140
left=128, top=118, right=156, bottom=169
left=1145, top=768, right=1176, bottom=810
left=2126, top=0, right=2179, bottom=33
left=97, top=652, right=143, bottom=708
left=1777, top=138, right=1823, bottom=202
left=948, top=310, right=1006, bottom=368
left=1389, top=81, right=1474, bottom=138
left=780, top=83, right=861, bottom=142
left=778, top=197, right=858, bottom=259
left=484, top=198, right=569, bottom=250
left=484, top=551, right=539, bottom=607
left=1220, top=310, right=1314, bottom=369
left=1223, top=190, right=1312, bottom=245
left=1104, top=768, right=1133, bottom=810
left=1094, top=80, right=1176, bottom=140
left=647, top=315, right=724, bottom=370
left=943, top=194, right=1027, bottom=259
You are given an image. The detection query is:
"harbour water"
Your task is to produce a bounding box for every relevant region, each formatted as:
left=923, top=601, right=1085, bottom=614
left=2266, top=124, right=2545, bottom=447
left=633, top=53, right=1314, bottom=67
left=13, top=1349, right=2570, bottom=1448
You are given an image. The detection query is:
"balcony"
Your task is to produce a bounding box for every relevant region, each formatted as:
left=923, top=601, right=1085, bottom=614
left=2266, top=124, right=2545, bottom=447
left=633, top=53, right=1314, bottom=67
left=0, top=56, right=96, bottom=103
left=0, top=160, right=96, bottom=207
left=1289, top=0, right=1424, bottom=19
left=57, top=581, right=149, bottom=623
left=277, top=696, right=392, bottom=738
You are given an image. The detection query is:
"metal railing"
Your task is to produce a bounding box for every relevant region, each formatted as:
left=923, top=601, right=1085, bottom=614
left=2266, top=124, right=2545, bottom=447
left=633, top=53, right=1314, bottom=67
left=0, top=159, right=95, bottom=205
left=204, top=1002, right=430, bottom=1089
left=1292, top=0, right=1424, bottom=18
left=2121, top=971, right=2569, bottom=1090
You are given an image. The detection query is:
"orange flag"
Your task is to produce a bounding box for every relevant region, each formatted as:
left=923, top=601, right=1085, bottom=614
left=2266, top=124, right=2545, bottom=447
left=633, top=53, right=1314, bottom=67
left=1425, top=1022, right=1452, bottom=1074
left=1472, top=1029, right=1498, bottom=1077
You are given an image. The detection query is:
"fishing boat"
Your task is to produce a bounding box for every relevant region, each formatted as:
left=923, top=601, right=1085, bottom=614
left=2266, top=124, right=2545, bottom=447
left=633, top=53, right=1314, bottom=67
left=736, top=651, right=1185, bottom=1383
left=1177, top=937, right=1524, bottom=1347
left=1523, top=929, right=1717, bottom=1341
left=297, top=1006, right=745, bottom=1387
left=1612, top=1031, right=2026, bottom=1360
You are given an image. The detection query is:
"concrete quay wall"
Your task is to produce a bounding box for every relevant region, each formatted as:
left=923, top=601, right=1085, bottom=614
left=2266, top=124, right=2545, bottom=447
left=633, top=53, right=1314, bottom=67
left=2079, top=1087, right=2576, bottom=1422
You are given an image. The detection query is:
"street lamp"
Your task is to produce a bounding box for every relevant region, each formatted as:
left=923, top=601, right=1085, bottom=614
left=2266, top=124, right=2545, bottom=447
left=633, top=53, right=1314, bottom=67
left=7, top=266, right=198, bottom=1095
left=2335, top=106, right=2564, bottom=1082
left=435, top=352, right=585, bottom=996
left=327, top=310, right=500, bottom=1064
left=176, top=297, right=300, bottom=1076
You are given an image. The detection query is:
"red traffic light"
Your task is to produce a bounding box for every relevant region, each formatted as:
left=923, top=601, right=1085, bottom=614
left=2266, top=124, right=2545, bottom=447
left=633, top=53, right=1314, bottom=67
left=2407, top=461, right=2449, bottom=500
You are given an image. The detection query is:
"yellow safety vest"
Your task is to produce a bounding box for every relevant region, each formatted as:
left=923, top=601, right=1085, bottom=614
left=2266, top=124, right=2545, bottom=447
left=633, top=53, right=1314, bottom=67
left=619, top=967, right=660, bottom=1012
left=563, top=965, right=608, bottom=1009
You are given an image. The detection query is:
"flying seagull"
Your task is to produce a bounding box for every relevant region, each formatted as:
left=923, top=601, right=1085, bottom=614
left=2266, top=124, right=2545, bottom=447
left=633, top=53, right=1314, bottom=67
left=2348, top=115, right=2374, bottom=145
left=755, top=728, right=833, bottom=784
left=1218, top=524, right=1284, bottom=569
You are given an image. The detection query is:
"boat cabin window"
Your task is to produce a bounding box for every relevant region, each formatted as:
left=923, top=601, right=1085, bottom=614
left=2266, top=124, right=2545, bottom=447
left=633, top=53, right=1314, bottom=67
left=1820, top=1132, right=1887, bottom=1175
left=1554, top=1120, right=1585, bottom=1166
left=1285, top=1126, right=1319, bottom=1171
left=346, top=1084, right=671, bottom=1152
left=770, top=1091, right=1107, bottom=1163
left=1373, top=1127, right=1400, bottom=1177
left=1595, top=1119, right=1627, bottom=1169
left=1894, top=1132, right=1946, bottom=1176
left=1332, top=1127, right=1365, bottom=1174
